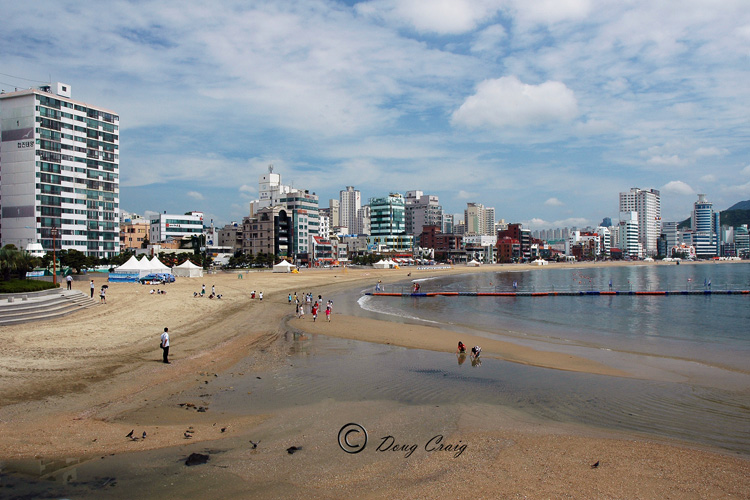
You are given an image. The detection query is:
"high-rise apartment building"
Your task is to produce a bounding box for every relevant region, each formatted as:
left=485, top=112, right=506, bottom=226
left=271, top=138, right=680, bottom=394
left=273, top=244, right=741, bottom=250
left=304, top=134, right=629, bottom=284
left=328, top=199, right=340, bottom=227
left=0, top=83, right=120, bottom=257
left=340, top=186, right=361, bottom=233
left=619, top=188, right=661, bottom=256
left=463, top=203, right=495, bottom=236
left=618, top=211, right=641, bottom=258
left=405, top=190, right=442, bottom=242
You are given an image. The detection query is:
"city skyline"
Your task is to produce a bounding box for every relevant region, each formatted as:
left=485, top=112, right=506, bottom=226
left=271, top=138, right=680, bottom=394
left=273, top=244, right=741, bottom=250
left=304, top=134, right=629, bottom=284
left=3, top=1, right=748, bottom=228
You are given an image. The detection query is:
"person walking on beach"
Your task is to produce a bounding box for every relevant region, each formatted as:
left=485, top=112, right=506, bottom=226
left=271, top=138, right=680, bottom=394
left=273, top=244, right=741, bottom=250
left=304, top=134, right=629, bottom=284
left=90, top=279, right=95, bottom=298
left=298, top=304, right=305, bottom=319
left=66, top=274, right=72, bottom=290
left=160, top=327, right=170, bottom=364
left=312, top=302, right=318, bottom=322
left=212, top=285, right=215, bottom=295
left=99, top=286, right=106, bottom=304
left=202, top=284, right=206, bottom=295
left=325, top=303, right=331, bottom=322
left=288, top=293, right=292, bottom=304
left=259, top=291, right=263, bottom=301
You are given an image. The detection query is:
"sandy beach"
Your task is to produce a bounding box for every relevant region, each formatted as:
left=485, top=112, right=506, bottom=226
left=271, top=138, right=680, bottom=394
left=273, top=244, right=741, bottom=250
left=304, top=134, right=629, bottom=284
left=0, top=262, right=748, bottom=498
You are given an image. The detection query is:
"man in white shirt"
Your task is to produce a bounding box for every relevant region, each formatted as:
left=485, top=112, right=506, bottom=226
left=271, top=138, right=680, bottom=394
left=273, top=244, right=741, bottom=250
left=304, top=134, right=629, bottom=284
left=160, top=327, right=170, bottom=364
left=66, top=274, right=72, bottom=290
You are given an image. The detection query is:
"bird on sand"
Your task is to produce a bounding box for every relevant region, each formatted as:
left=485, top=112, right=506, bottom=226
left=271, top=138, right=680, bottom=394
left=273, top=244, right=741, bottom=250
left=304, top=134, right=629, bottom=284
left=287, top=446, right=301, bottom=454
left=250, top=440, right=260, bottom=449
left=591, top=461, right=600, bottom=469
left=125, top=430, right=134, bottom=438
left=184, top=432, right=192, bottom=439
left=142, top=431, right=147, bottom=439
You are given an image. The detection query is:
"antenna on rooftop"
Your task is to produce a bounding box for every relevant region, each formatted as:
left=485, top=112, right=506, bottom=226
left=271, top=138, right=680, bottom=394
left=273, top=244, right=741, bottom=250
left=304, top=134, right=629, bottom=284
left=269, top=164, right=274, bottom=174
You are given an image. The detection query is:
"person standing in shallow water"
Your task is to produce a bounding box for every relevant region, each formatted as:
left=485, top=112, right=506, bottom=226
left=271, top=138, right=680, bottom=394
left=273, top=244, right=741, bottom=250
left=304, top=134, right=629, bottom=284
left=160, top=327, right=170, bottom=364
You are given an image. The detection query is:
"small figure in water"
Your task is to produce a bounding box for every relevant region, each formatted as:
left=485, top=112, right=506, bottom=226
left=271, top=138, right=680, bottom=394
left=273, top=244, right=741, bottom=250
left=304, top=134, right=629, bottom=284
left=470, top=345, right=481, bottom=359
left=456, top=341, right=466, bottom=354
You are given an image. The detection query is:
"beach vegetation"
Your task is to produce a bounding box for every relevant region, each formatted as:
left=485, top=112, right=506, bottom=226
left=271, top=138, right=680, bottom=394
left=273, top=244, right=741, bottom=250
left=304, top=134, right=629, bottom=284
left=0, top=245, right=40, bottom=281
left=0, top=279, right=58, bottom=293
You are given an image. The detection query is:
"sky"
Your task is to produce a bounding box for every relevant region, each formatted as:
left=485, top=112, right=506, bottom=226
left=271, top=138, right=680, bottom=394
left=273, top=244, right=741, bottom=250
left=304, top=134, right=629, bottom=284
left=2, top=0, right=749, bottom=229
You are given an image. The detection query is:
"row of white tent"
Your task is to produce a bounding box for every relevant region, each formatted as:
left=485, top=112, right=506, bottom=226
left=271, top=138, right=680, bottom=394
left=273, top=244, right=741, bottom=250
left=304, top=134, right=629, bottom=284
left=113, top=255, right=203, bottom=278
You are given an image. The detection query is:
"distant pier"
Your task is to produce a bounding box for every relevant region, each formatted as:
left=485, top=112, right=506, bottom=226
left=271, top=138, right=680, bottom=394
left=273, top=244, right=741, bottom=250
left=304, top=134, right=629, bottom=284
left=367, top=290, right=750, bottom=297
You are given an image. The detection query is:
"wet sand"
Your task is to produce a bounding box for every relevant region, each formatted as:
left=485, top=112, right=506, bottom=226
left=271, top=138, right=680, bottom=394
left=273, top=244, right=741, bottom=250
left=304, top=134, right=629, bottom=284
left=0, top=262, right=748, bottom=498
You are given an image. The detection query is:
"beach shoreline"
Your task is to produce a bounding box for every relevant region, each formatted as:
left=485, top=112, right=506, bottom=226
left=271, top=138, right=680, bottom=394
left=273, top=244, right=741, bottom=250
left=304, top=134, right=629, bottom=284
left=0, top=261, right=748, bottom=498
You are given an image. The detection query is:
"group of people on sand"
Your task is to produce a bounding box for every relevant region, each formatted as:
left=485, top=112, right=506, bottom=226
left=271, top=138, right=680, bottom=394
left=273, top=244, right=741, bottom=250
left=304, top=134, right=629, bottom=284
left=292, top=292, right=332, bottom=322
left=150, top=289, right=167, bottom=295
left=193, top=284, right=222, bottom=299
left=456, top=341, right=482, bottom=366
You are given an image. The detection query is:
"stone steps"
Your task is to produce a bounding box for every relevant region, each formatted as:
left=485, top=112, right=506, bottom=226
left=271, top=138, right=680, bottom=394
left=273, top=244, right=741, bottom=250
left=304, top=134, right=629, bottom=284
left=0, top=290, right=98, bottom=326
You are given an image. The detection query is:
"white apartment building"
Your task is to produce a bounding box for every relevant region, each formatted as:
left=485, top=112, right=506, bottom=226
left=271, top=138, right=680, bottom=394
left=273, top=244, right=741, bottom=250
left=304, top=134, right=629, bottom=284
left=619, top=187, right=661, bottom=256
left=0, top=83, right=120, bottom=257
left=405, top=190, right=442, bottom=240
left=150, top=211, right=204, bottom=242
left=618, top=211, right=642, bottom=258
left=340, top=186, right=361, bottom=233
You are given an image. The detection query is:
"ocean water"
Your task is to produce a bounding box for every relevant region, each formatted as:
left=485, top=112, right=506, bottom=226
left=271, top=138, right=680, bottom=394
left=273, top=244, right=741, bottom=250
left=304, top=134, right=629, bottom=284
left=352, top=263, right=750, bottom=371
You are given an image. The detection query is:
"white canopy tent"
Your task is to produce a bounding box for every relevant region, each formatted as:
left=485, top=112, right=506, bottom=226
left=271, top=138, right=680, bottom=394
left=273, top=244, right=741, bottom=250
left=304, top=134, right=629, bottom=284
left=372, top=259, right=389, bottom=269
left=466, top=259, right=482, bottom=267
left=149, top=257, right=172, bottom=273
left=272, top=261, right=295, bottom=273
left=114, top=255, right=142, bottom=273
left=172, top=260, right=203, bottom=277
left=532, top=259, right=548, bottom=266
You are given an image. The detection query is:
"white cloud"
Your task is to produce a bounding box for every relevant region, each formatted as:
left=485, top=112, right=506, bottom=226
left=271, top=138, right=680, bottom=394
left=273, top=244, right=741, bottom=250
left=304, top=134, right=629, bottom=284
left=646, top=155, right=689, bottom=167
left=471, top=24, right=506, bottom=53
left=457, top=190, right=479, bottom=199
left=544, top=197, right=564, bottom=206
left=451, top=76, right=578, bottom=129
left=694, top=147, right=728, bottom=157
left=186, top=191, right=204, bottom=200
left=356, top=0, right=501, bottom=34
left=511, top=0, right=592, bottom=25
left=700, top=174, right=716, bottom=183
left=661, top=180, right=695, bottom=196
left=741, top=165, right=750, bottom=176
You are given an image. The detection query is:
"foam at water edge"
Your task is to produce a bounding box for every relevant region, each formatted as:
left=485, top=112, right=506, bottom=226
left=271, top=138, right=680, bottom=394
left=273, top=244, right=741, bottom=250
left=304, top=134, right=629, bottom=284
left=357, top=295, right=441, bottom=324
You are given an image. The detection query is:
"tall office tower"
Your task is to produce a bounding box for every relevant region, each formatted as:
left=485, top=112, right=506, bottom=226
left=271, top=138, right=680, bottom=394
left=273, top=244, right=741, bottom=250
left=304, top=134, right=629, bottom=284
left=369, top=193, right=412, bottom=251
left=661, top=221, right=679, bottom=252
left=328, top=199, right=340, bottom=227
left=249, top=165, right=319, bottom=257
left=405, top=190, right=442, bottom=240
left=464, top=203, right=485, bottom=235
left=0, top=83, right=120, bottom=258
left=686, top=194, right=719, bottom=257
left=339, top=186, right=361, bottom=233
left=735, top=225, right=749, bottom=256
left=619, top=188, right=661, bottom=256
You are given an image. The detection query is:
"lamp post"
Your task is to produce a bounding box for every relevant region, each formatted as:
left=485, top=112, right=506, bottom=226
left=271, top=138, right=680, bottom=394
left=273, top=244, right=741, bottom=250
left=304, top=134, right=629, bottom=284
left=50, top=227, right=59, bottom=286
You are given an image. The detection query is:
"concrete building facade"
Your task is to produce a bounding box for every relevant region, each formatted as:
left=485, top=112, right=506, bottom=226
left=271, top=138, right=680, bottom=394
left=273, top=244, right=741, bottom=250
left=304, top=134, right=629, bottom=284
left=0, top=83, right=120, bottom=257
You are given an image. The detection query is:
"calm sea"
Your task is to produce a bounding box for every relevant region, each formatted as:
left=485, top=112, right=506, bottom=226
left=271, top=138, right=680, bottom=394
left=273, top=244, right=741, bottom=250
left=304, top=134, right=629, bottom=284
left=353, top=263, right=750, bottom=371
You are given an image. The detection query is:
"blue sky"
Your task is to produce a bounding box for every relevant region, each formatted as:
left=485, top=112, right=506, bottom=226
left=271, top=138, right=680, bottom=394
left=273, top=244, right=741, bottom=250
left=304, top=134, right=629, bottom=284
left=3, top=0, right=749, bottom=228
